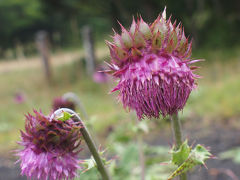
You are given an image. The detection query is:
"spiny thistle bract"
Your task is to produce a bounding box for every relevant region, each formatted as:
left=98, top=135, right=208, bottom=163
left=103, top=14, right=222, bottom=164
left=53, top=97, right=76, bottom=111
left=106, top=7, right=201, bottom=119
left=16, top=110, right=83, bottom=180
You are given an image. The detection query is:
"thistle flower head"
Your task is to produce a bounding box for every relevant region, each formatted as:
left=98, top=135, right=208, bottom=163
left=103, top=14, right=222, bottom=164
left=16, top=110, right=82, bottom=180
left=53, top=97, right=76, bottom=111
left=107, top=8, right=201, bottom=119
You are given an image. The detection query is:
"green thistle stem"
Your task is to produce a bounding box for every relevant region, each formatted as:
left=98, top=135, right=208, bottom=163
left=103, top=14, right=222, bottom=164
left=80, top=121, right=110, bottom=180
left=170, top=113, right=187, bottom=180
left=53, top=108, right=110, bottom=180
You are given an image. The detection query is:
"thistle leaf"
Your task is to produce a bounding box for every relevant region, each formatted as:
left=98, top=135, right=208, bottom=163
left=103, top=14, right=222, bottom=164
left=82, top=156, right=96, bottom=173
left=171, top=140, right=191, bottom=166
left=168, top=143, right=212, bottom=180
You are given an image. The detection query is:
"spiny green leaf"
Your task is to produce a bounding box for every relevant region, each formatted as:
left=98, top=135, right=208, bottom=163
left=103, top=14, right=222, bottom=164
left=171, top=140, right=191, bottom=166
left=191, top=144, right=212, bottom=165
left=82, top=156, right=96, bottom=172
left=168, top=143, right=212, bottom=180
left=82, top=148, right=110, bottom=173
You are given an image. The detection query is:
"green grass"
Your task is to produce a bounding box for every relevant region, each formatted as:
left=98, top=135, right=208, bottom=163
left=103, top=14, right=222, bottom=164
left=187, top=46, right=240, bottom=119
left=188, top=77, right=240, bottom=119
left=0, top=47, right=240, bottom=153
left=0, top=62, right=129, bottom=153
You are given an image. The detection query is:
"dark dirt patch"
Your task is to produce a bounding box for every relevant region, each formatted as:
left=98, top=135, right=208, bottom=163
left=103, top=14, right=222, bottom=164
left=0, top=166, right=26, bottom=180
left=188, top=126, right=240, bottom=180
left=146, top=121, right=240, bottom=180
left=0, top=157, right=26, bottom=180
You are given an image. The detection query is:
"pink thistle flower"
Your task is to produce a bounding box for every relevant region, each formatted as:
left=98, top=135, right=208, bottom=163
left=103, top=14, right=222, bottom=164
left=53, top=97, right=76, bottom=111
left=93, top=66, right=110, bottom=84
left=106, top=8, right=201, bottom=119
left=93, top=71, right=109, bottom=84
left=16, top=110, right=83, bottom=180
left=14, top=92, right=26, bottom=104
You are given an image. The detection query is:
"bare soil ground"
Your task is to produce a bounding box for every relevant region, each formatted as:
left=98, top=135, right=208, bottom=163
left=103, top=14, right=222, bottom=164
left=147, top=119, right=240, bottom=180
left=189, top=126, right=240, bottom=180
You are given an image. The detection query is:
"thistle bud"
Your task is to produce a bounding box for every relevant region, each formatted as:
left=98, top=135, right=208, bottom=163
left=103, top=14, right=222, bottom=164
left=107, top=8, right=201, bottom=119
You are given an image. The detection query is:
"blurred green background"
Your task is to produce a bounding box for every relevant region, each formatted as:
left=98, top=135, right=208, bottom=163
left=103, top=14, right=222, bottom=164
left=0, top=0, right=240, bottom=179
left=0, top=0, right=239, bottom=53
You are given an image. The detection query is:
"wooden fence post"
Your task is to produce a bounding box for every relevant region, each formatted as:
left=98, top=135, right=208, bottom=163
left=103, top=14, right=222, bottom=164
left=81, top=26, right=96, bottom=76
left=35, top=31, right=52, bottom=83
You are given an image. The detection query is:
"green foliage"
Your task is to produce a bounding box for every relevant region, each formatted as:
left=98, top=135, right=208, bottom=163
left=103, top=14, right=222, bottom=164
left=78, top=142, right=179, bottom=180
left=0, top=0, right=44, bottom=47
left=171, top=140, right=191, bottom=166
left=0, top=0, right=239, bottom=51
left=82, top=157, right=96, bottom=171
left=168, top=142, right=212, bottom=179
left=192, top=145, right=212, bottom=165
left=219, top=147, right=240, bottom=164
left=109, top=143, right=176, bottom=180
left=78, top=167, right=100, bottom=180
